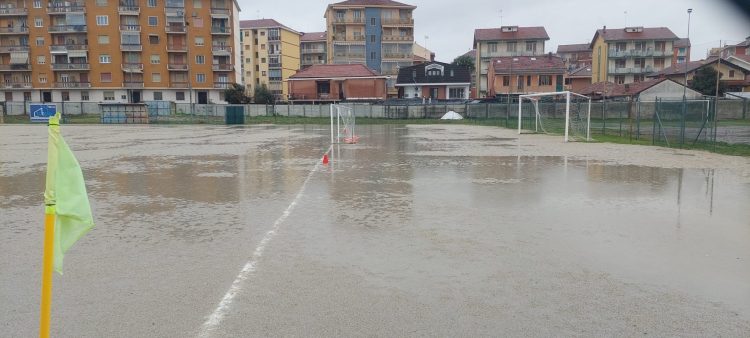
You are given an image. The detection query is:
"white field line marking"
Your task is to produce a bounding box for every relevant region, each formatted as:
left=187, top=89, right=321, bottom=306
left=198, top=147, right=329, bottom=337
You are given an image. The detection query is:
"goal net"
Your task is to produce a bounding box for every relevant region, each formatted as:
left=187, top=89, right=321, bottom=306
left=517, top=91, right=591, bottom=142
left=330, top=104, right=359, bottom=144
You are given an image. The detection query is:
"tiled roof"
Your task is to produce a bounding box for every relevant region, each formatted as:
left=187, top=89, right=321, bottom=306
left=240, top=19, right=297, bottom=33
left=460, top=49, right=476, bottom=59
left=557, top=44, right=591, bottom=53
left=577, top=78, right=669, bottom=97
left=290, top=64, right=381, bottom=79
left=490, top=55, right=565, bottom=74
left=330, top=0, right=415, bottom=8
left=568, top=66, right=592, bottom=78
left=591, top=27, right=678, bottom=46
left=649, top=58, right=718, bottom=77
left=396, top=62, right=471, bottom=84
left=301, top=31, right=327, bottom=42
left=674, top=38, right=691, bottom=48
left=474, top=26, right=549, bottom=42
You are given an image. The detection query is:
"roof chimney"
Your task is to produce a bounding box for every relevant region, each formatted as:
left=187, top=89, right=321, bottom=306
left=547, top=52, right=552, bottom=59
left=430, top=52, right=435, bottom=62
left=624, top=83, right=630, bottom=92
left=603, top=25, right=606, bottom=34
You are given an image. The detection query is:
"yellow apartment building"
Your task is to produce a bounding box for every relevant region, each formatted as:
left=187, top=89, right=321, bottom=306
left=239, top=19, right=300, bottom=101
left=324, top=0, right=416, bottom=97
left=590, top=26, right=678, bottom=85
left=2, top=0, right=240, bottom=105
left=300, top=31, right=326, bottom=69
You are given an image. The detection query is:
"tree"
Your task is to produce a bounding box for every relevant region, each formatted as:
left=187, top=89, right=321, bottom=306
left=452, top=54, right=475, bottom=74
left=224, top=84, right=251, bottom=104
left=690, top=66, right=727, bottom=96
left=253, top=84, right=276, bottom=104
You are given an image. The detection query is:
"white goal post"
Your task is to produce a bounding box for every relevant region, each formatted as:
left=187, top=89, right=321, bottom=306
left=517, top=91, right=592, bottom=142
left=330, top=104, right=359, bottom=144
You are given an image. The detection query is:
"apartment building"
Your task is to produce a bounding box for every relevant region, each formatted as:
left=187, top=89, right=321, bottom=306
left=10, top=0, right=241, bottom=104
left=673, top=38, right=690, bottom=64
left=486, top=55, right=565, bottom=97
left=590, top=26, right=678, bottom=85
left=325, top=0, right=416, bottom=97
left=556, top=43, right=592, bottom=70
left=300, top=31, right=326, bottom=69
left=473, top=26, right=549, bottom=98
left=240, top=19, right=300, bottom=100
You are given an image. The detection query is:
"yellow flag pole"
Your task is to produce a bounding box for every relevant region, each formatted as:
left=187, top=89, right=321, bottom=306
left=40, top=205, right=55, bottom=338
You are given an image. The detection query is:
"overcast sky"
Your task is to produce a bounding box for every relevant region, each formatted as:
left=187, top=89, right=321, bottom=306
left=238, top=0, right=750, bottom=62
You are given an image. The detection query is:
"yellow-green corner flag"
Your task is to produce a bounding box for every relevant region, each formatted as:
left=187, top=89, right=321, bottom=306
left=44, top=112, right=94, bottom=274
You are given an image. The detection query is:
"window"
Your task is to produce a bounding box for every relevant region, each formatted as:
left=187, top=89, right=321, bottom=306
left=99, top=54, right=111, bottom=63
left=503, top=76, right=509, bottom=86
left=539, top=75, right=551, bottom=86
left=615, top=42, right=627, bottom=52
left=149, top=35, right=159, bottom=44
left=176, top=92, right=185, bottom=100
left=148, top=17, right=157, bottom=26
left=196, top=55, right=205, bottom=64
left=635, top=42, right=646, bottom=51
left=61, top=91, right=70, bottom=101
left=196, top=73, right=205, bottom=83
left=635, top=58, right=645, bottom=69
left=371, top=18, right=376, bottom=25
left=148, top=0, right=156, bottom=7
left=507, top=42, right=517, bottom=53
left=488, top=42, right=497, bottom=53
left=101, top=73, right=112, bottom=82
left=244, top=31, right=249, bottom=37
left=34, top=17, right=42, bottom=27
left=81, top=91, right=89, bottom=101
left=615, top=59, right=626, bottom=69
left=525, top=41, right=536, bottom=53
left=729, top=70, right=735, bottom=78
left=245, top=58, right=251, bottom=63
left=194, top=18, right=203, bottom=28
left=96, top=0, right=107, bottom=5
left=655, top=41, right=666, bottom=51
left=39, top=74, right=47, bottom=83
left=634, top=75, right=645, bottom=82
left=260, top=43, right=265, bottom=50
left=152, top=73, right=161, bottom=82
left=195, top=37, right=204, bottom=46
left=23, top=92, right=31, bottom=101
left=153, top=92, right=163, bottom=100
left=37, top=56, right=45, bottom=64
left=98, top=35, right=109, bottom=44
left=448, top=88, right=464, bottom=99
left=104, top=91, right=115, bottom=101
left=36, top=37, right=44, bottom=46
left=527, top=75, right=531, bottom=87
left=370, top=35, right=376, bottom=43
left=654, top=58, right=665, bottom=70
left=370, top=52, right=376, bottom=59
left=261, top=71, right=266, bottom=76
left=150, top=54, right=160, bottom=64
left=33, top=0, right=41, bottom=8
left=614, top=75, right=625, bottom=84
left=96, top=16, right=109, bottom=26
left=260, top=31, right=265, bottom=36
left=192, top=0, right=201, bottom=8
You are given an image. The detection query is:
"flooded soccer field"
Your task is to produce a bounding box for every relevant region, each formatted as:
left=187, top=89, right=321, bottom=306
left=1, top=124, right=750, bottom=337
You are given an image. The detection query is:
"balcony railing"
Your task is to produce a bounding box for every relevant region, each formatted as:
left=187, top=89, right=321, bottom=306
left=382, top=53, right=410, bottom=59
left=0, top=45, right=29, bottom=53
left=213, top=82, right=232, bottom=89
left=302, top=47, right=326, bottom=54
left=301, top=59, right=327, bottom=66
left=51, top=63, right=89, bottom=70
left=211, top=45, right=232, bottom=54
left=211, top=27, right=231, bottom=34
left=165, top=25, right=186, bottom=33
left=608, top=49, right=674, bottom=58
left=479, top=50, right=541, bottom=58
left=268, top=63, right=281, bottom=68
left=118, top=6, right=140, bottom=14
left=210, top=8, right=231, bottom=16
left=381, top=18, right=414, bottom=25
left=167, top=44, right=187, bottom=52
left=53, top=82, right=91, bottom=88
left=0, top=82, right=32, bottom=88
left=167, top=63, right=188, bottom=71
left=0, top=8, right=28, bottom=16
left=333, top=34, right=365, bottom=42
left=0, top=26, right=28, bottom=34
left=49, top=44, right=87, bottom=53
left=123, top=81, right=145, bottom=88
left=121, top=44, right=143, bottom=51
left=120, top=24, right=141, bottom=32
left=608, top=66, right=655, bottom=74
left=48, top=25, right=87, bottom=33
left=169, top=81, right=189, bottom=88
left=268, top=35, right=280, bottom=41
left=121, top=63, right=144, bottom=71
left=47, top=4, right=85, bottom=14
left=212, top=64, right=234, bottom=71
left=0, top=63, right=30, bottom=70
left=333, top=17, right=364, bottom=24
left=382, top=35, right=413, bottom=41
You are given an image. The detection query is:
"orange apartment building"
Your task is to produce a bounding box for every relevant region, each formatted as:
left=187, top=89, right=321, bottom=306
left=487, top=55, right=566, bottom=97
left=2, top=0, right=240, bottom=104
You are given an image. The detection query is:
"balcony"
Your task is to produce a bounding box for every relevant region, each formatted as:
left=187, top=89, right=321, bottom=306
left=51, top=63, right=89, bottom=71
left=382, top=52, right=410, bottom=59
left=49, top=44, right=87, bottom=53
left=212, top=64, right=234, bottom=71
left=165, top=25, right=186, bottom=33
left=169, top=81, right=189, bottom=88
left=382, top=35, right=413, bottom=42
left=302, top=47, right=326, bottom=54
left=301, top=59, right=327, bottom=66
left=118, top=6, right=140, bottom=15
left=121, top=63, right=144, bottom=72
left=0, top=82, right=31, bottom=88
left=211, top=26, right=231, bottom=35
left=333, top=53, right=365, bottom=60
left=381, top=18, right=414, bottom=26
left=47, top=3, right=85, bottom=14
left=211, top=45, right=232, bottom=55
left=268, top=35, right=280, bottom=41
left=0, top=26, right=28, bottom=34
left=53, top=82, right=91, bottom=88
left=0, top=7, right=27, bottom=16
left=167, top=44, right=187, bottom=52
left=479, top=51, right=541, bottom=58
left=164, top=6, right=185, bottom=17
left=49, top=25, right=87, bottom=33
left=268, top=62, right=281, bottom=68
left=0, top=45, right=28, bottom=53
left=213, top=82, right=232, bottom=89
left=332, top=34, right=365, bottom=42
left=120, top=24, right=141, bottom=32
left=123, top=81, right=144, bottom=88
left=608, top=49, right=674, bottom=58
left=210, top=8, right=231, bottom=17
left=333, top=17, right=364, bottom=25
left=121, top=44, right=143, bottom=51
left=0, top=63, right=30, bottom=71
left=608, top=66, right=654, bottom=74
left=167, top=63, right=188, bottom=71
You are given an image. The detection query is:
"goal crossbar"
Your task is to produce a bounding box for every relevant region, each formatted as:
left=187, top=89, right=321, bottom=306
left=517, top=91, right=591, bottom=142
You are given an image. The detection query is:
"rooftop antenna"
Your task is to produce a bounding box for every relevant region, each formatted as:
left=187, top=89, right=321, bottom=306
left=624, top=10, right=628, bottom=26
left=256, top=10, right=260, bottom=19
left=499, top=9, right=503, bottom=26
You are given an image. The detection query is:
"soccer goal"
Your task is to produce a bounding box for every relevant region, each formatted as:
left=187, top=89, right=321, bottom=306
left=330, top=104, right=359, bottom=144
left=517, top=91, right=591, bottom=142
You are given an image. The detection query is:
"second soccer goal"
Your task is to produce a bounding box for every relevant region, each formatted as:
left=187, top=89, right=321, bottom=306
left=517, top=91, right=591, bottom=142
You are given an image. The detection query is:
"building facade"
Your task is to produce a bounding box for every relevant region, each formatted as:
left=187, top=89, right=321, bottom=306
left=556, top=43, right=592, bottom=71
left=325, top=0, right=415, bottom=97
left=395, top=61, right=470, bottom=100
left=240, top=19, right=300, bottom=100
left=288, top=64, right=387, bottom=102
left=647, top=57, right=750, bottom=93
left=487, top=55, right=565, bottom=97
left=300, top=31, right=327, bottom=69
left=473, top=26, right=549, bottom=98
left=673, top=38, right=691, bottom=64
left=10, top=0, right=241, bottom=104
left=590, top=26, right=678, bottom=85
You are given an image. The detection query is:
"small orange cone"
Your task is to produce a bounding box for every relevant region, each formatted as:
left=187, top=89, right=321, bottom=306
left=322, top=154, right=329, bottom=165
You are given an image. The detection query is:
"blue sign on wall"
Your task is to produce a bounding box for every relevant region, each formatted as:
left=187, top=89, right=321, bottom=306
left=30, top=104, right=57, bottom=122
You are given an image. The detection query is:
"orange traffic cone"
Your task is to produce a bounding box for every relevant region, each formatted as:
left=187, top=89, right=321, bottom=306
left=322, top=154, right=329, bottom=165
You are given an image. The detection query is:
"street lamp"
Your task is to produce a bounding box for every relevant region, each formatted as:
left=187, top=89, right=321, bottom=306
left=683, top=8, right=692, bottom=92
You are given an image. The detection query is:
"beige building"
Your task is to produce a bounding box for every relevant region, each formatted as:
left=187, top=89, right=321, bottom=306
left=300, top=31, right=327, bottom=69
left=240, top=19, right=300, bottom=100
left=473, top=26, right=549, bottom=98
left=6, top=0, right=241, bottom=104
